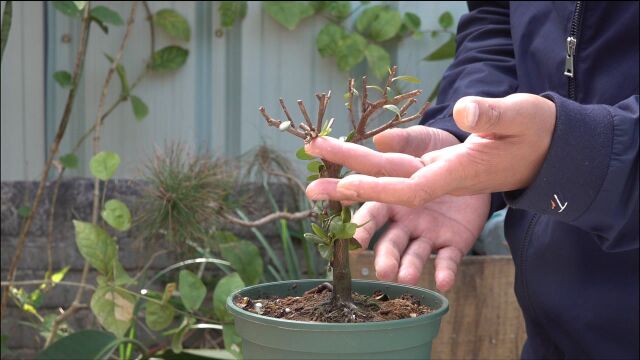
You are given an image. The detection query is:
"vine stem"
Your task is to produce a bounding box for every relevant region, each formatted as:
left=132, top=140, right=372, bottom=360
left=70, top=0, right=154, bottom=155
left=0, top=2, right=92, bottom=321
left=223, top=210, right=312, bottom=227
left=0, top=280, right=96, bottom=291
left=45, top=2, right=139, bottom=348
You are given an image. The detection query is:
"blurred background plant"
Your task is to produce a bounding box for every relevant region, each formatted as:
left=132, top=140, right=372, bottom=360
left=217, top=1, right=456, bottom=101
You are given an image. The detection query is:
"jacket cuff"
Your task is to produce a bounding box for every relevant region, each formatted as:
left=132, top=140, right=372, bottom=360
left=504, top=92, right=614, bottom=221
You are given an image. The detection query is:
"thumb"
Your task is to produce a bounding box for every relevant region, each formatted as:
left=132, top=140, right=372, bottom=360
left=453, top=96, right=514, bottom=134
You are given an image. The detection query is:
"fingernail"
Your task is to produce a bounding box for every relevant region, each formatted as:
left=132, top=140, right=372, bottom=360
left=466, top=102, right=478, bottom=128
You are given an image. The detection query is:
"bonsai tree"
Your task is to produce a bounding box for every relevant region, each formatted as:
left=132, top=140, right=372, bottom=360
left=259, top=66, right=430, bottom=309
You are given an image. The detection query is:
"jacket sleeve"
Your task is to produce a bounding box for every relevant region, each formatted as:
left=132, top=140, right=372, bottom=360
left=420, top=1, right=518, bottom=213
left=504, top=94, right=639, bottom=252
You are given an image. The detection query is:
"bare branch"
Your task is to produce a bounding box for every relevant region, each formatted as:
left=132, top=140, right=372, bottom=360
left=315, top=93, right=326, bottom=132
left=297, top=100, right=314, bottom=130
left=279, top=98, right=295, bottom=128
left=224, top=210, right=313, bottom=227
left=382, top=65, right=397, bottom=98
left=363, top=100, right=430, bottom=139
left=259, top=106, right=306, bottom=139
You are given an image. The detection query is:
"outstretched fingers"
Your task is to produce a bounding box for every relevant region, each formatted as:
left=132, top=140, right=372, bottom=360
left=433, top=246, right=464, bottom=292
left=373, top=223, right=411, bottom=282
left=397, top=238, right=433, bottom=285
left=305, top=136, right=424, bottom=178
left=351, top=202, right=390, bottom=250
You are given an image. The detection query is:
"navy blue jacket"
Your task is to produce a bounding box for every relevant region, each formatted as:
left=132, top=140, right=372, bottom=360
left=421, top=2, right=639, bottom=358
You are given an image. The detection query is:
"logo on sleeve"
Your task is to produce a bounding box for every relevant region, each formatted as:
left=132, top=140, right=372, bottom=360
left=550, top=194, right=568, bottom=213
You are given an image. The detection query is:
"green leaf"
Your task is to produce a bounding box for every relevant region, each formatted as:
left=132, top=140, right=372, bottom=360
left=113, top=261, right=134, bottom=286
left=317, top=243, right=332, bottom=260
left=393, top=75, right=421, bottom=84
left=336, top=32, right=367, bottom=71
left=355, top=5, right=385, bottom=34
left=179, top=270, right=206, bottom=312
left=90, top=6, right=123, bottom=26
left=104, top=53, right=128, bottom=96
left=101, top=199, right=132, bottom=231
left=365, top=44, right=390, bottom=80
left=28, top=289, right=43, bottom=308
left=89, top=151, right=120, bottom=181
left=403, top=12, right=421, bottom=32
left=366, top=85, right=384, bottom=94
left=327, top=1, right=351, bottom=21
left=17, top=205, right=31, bottom=218
left=329, top=219, right=357, bottom=240
left=311, top=223, right=328, bottom=240
left=73, top=1, right=87, bottom=10
left=59, top=153, right=79, bottom=169
left=150, top=46, right=189, bottom=72
left=219, top=1, right=248, bottom=28
left=36, top=330, right=117, bottom=360
left=307, top=174, right=319, bottom=182
left=222, top=324, right=242, bottom=358
left=304, top=233, right=327, bottom=245
left=90, top=285, right=135, bottom=337
left=438, top=11, right=454, bottom=29
left=219, top=240, right=263, bottom=286
left=171, top=317, right=195, bottom=354
left=349, top=238, right=362, bottom=250
left=52, top=1, right=82, bottom=17
left=130, top=95, right=148, bottom=121
left=53, top=71, right=72, bottom=88
left=296, top=147, right=315, bottom=160
left=155, top=9, right=191, bottom=42
left=370, top=8, right=402, bottom=41
left=49, top=266, right=70, bottom=284
left=73, top=221, right=117, bottom=275
left=146, top=300, right=175, bottom=331
left=316, top=23, right=346, bottom=57
left=319, top=117, right=334, bottom=136
left=423, top=34, right=456, bottom=61
left=307, top=160, right=323, bottom=173
left=213, top=273, right=245, bottom=323
left=383, top=104, right=401, bottom=117
left=263, top=1, right=315, bottom=31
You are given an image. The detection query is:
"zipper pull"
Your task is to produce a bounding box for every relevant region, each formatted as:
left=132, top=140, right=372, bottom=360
left=564, top=36, right=577, bottom=77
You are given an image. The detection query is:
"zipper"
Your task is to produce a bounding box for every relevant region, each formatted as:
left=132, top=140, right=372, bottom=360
left=564, top=1, right=584, bottom=100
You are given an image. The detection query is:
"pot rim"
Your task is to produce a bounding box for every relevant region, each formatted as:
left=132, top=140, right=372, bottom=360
left=226, top=278, right=449, bottom=330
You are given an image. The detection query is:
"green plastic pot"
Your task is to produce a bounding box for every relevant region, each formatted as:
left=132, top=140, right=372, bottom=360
left=226, top=279, right=449, bottom=359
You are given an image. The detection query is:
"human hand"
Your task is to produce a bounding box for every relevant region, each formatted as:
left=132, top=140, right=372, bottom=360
left=306, top=94, right=556, bottom=206
left=306, top=126, right=490, bottom=291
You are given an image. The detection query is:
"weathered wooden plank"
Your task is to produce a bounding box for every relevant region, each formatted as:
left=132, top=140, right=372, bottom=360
left=350, top=251, right=526, bottom=359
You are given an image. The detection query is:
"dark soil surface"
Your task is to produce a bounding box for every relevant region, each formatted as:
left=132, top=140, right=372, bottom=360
left=233, top=282, right=433, bottom=323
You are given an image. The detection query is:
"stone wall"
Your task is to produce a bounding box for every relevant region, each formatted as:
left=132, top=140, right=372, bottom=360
left=0, top=178, right=300, bottom=358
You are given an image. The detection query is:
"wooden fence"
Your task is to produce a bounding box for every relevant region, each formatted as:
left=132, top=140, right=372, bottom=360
left=350, top=252, right=526, bottom=359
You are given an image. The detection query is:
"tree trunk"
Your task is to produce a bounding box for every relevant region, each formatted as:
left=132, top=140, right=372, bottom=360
left=325, top=164, right=352, bottom=304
